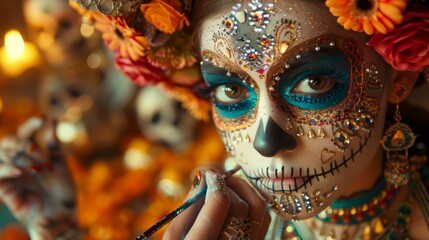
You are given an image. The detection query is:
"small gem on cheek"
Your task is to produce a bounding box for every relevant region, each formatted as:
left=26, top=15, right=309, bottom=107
left=317, top=128, right=326, bottom=138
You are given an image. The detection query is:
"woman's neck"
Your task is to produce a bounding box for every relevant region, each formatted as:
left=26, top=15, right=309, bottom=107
left=340, top=147, right=384, bottom=197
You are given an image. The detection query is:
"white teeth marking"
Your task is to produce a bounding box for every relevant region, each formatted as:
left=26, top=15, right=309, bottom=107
left=242, top=132, right=372, bottom=194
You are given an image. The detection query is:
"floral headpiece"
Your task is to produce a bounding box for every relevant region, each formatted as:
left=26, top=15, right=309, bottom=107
left=69, top=0, right=211, bottom=121
left=326, top=0, right=429, bottom=72
left=69, top=0, right=429, bottom=120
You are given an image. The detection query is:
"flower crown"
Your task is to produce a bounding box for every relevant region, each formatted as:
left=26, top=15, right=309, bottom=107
left=69, top=0, right=429, bottom=121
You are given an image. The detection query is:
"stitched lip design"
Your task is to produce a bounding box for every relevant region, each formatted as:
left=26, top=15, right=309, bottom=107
left=243, top=131, right=372, bottom=193
left=253, top=177, right=313, bottom=193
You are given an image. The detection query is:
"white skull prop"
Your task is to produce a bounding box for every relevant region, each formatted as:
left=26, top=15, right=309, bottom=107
left=135, top=85, right=198, bottom=152
left=23, top=0, right=85, bottom=67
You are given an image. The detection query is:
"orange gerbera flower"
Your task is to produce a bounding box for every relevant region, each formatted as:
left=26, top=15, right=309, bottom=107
left=140, top=0, right=190, bottom=34
left=326, top=0, right=407, bottom=35
left=92, top=13, right=148, bottom=61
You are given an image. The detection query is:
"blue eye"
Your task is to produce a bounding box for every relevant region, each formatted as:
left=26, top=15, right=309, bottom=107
left=279, top=54, right=350, bottom=110
left=202, top=73, right=257, bottom=118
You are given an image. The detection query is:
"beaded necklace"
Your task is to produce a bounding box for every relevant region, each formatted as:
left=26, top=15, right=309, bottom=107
left=270, top=157, right=429, bottom=240
left=315, top=178, right=397, bottom=225
left=274, top=178, right=416, bottom=240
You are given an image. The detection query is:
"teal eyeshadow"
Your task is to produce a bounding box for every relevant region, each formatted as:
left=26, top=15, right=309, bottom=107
left=202, top=72, right=258, bottom=119
left=278, top=54, right=350, bottom=110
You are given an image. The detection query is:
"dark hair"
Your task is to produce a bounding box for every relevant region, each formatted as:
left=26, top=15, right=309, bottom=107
left=191, top=0, right=236, bottom=57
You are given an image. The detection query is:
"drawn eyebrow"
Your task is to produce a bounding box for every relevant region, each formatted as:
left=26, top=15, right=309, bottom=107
left=285, top=48, right=341, bottom=69
left=201, top=62, right=230, bottom=76
left=200, top=51, right=250, bottom=81
left=267, top=36, right=347, bottom=80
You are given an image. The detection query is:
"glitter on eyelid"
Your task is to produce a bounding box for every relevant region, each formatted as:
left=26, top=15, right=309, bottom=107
left=202, top=51, right=259, bottom=131
left=270, top=39, right=366, bottom=126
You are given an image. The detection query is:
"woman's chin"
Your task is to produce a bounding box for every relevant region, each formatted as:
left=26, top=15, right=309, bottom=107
left=255, top=184, right=342, bottom=221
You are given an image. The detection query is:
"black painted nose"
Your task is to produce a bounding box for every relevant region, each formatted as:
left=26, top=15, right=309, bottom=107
left=253, top=117, right=297, bottom=157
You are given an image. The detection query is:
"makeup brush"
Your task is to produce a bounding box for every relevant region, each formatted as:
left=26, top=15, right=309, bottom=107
left=134, top=165, right=242, bottom=240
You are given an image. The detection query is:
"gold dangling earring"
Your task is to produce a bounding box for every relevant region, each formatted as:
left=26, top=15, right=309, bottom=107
left=381, top=90, right=416, bottom=188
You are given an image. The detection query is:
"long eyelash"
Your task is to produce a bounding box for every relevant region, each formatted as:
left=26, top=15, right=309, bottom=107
left=193, top=82, right=214, bottom=100
left=290, top=84, right=343, bottom=102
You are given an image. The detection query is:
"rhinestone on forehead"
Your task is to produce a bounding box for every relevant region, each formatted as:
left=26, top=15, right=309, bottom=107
left=247, top=1, right=274, bottom=32
left=223, top=15, right=239, bottom=35
left=217, top=1, right=299, bottom=73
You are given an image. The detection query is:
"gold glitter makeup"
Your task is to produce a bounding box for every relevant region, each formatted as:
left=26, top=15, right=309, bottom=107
left=269, top=38, right=366, bottom=127
left=364, top=64, right=383, bottom=92
left=211, top=2, right=302, bottom=75
left=202, top=50, right=260, bottom=131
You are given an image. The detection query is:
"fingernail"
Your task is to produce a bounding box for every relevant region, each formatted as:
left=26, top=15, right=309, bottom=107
left=222, top=165, right=242, bottom=178
left=206, top=171, right=227, bottom=195
left=193, top=171, right=202, bottom=188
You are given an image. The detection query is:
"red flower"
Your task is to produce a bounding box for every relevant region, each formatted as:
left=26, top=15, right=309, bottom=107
left=115, top=55, right=166, bottom=86
left=368, top=4, right=429, bottom=71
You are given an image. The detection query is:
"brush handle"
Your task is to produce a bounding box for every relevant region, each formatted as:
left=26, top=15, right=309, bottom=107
left=134, top=166, right=241, bottom=239
left=135, top=186, right=208, bottom=240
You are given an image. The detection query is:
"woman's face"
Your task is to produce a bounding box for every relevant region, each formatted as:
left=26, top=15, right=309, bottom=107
left=198, top=0, right=391, bottom=220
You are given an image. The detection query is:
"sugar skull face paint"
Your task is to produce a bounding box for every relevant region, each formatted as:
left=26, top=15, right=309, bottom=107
left=198, top=0, right=392, bottom=220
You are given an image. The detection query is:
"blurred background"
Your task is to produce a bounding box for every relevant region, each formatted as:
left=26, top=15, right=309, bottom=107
left=0, top=0, right=226, bottom=239
left=0, top=1, right=428, bottom=240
